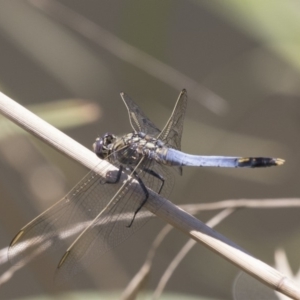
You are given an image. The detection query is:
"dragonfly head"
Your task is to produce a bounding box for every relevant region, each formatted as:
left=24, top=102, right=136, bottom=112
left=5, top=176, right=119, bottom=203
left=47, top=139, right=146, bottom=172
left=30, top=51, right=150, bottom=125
left=93, top=133, right=116, bottom=159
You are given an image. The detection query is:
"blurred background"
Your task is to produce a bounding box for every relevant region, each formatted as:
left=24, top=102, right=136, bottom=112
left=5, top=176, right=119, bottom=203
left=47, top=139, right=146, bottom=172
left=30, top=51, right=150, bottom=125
left=0, top=0, right=299, bottom=299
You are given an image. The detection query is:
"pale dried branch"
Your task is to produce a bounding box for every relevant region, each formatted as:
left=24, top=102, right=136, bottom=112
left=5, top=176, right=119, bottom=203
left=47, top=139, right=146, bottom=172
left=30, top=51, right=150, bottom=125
left=0, top=91, right=299, bottom=299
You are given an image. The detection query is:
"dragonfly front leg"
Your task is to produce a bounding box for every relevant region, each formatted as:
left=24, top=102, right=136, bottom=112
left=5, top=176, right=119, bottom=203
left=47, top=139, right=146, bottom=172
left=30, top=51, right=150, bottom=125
left=103, top=165, right=123, bottom=184
left=127, top=169, right=149, bottom=228
left=78, top=167, right=123, bottom=195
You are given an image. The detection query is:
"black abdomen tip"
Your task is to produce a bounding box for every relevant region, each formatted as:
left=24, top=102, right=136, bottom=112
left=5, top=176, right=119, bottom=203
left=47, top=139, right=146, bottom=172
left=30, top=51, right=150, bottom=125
left=238, top=157, right=285, bottom=168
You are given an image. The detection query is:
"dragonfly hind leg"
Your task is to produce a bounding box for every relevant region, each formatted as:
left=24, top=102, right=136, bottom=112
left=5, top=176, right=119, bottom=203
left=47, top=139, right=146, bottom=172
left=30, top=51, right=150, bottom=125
left=143, top=168, right=165, bottom=194
left=127, top=167, right=165, bottom=227
left=127, top=170, right=149, bottom=228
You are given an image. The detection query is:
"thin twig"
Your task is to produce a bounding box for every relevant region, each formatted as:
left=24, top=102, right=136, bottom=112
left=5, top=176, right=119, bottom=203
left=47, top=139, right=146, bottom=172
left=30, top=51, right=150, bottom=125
left=152, top=208, right=236, bottom=300
left=121, top=225, right=173, bottom=300
left=124, top=198, right=300, bottom=299
left=181, top=198, right=300, bottom=213
left=0, top=91, right=299, bottom=299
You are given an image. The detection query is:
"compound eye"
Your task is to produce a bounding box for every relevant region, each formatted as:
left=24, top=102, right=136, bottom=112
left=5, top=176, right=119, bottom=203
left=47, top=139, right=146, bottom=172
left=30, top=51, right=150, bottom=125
left=93, top=133, right=115, bottom=159
left=93, top=137, right=105, bottom=158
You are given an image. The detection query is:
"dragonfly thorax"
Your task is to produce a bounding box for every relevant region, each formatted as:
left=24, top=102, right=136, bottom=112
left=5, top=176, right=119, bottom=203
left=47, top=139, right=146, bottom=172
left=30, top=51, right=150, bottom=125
left=94, top=132, right=168, bottom=167
left=118, top=132, right=167, bottom=167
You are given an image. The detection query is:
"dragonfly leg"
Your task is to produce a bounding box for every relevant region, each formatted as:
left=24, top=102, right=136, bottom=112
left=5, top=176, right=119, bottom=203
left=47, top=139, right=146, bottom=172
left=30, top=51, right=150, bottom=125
left=143, top=168, right=165, bottom=194
left=104, top=165, right=123, bottom=184
left=127, top=170, right=149, bottom=228
left=79, top=167, right=123, bottom=194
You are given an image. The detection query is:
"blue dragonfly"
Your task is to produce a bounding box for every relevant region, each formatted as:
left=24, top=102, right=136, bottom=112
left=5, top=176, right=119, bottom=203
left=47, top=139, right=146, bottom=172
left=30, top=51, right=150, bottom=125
left=8, top=89, right=284, bottom=280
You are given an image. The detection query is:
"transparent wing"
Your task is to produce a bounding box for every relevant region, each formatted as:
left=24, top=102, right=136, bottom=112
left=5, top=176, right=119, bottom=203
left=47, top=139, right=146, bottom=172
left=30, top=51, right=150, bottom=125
left=55, top=158, right=175, bottom=282
left=8, top=156, right=175, bottom=281
left=158, top=89, right=187, bottom=151
left=120, top=92, right=161, bottom=136
left=8, top=160, right=121, bottom=267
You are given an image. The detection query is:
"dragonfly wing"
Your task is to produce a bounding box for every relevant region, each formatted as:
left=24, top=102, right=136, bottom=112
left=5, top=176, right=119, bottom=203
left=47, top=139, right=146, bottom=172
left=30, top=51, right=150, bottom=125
left=158, top=89, right=187, bottom=151
left=8, top=160, right=122, bottom=267
left=9, top=152, right=174, bottom=281
left=158, top=89, right=187, bottom=175
left=55, top=179, right=151, bottom=282
left=55, top=159, right=175, bottom=281
left=120, top=92, right=161, bottom=136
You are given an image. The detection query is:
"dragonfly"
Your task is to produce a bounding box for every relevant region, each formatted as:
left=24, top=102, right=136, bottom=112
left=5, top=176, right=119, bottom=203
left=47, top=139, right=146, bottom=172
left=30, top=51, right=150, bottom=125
left=8, top=89, right=284, bottom=281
